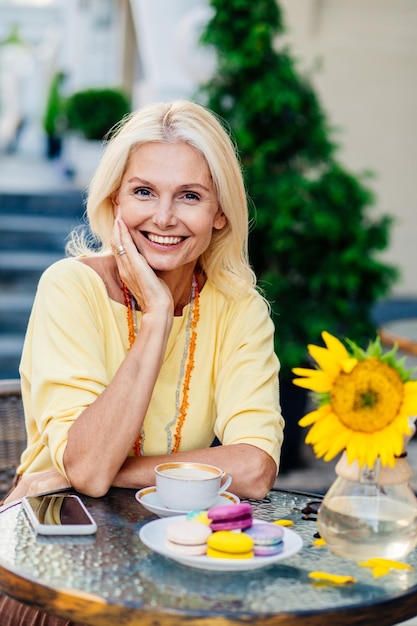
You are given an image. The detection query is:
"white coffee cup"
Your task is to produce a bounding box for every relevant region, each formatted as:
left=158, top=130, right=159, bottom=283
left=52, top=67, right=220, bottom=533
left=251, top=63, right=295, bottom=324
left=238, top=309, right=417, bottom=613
left=154, top=461, right=232, bottom=511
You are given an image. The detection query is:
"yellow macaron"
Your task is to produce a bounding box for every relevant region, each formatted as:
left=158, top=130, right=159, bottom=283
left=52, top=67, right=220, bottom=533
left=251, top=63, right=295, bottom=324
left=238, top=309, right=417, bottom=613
left=207, top=530, right=254, bottom=559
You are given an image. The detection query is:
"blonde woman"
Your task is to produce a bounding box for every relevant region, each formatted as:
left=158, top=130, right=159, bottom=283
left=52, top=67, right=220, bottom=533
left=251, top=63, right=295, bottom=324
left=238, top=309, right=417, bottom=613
left=6, top=100, right=283, bottom=507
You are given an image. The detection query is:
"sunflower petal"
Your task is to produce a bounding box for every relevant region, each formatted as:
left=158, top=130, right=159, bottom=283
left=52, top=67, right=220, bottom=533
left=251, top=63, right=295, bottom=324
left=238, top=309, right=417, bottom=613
left=299, top=405, right=331, bottom=427
left=273, top=519, right=294, bottom=527
left=307, top=345, right=341, bottom=378
left=292, top=367, right=316, bottom=376
left=321, top=331, right=350, bottom=361
left=304, top=412, right=345, bottom=459
left=292, top=370, right=333, bottom=393
left=358, top=558, right=414, bottom=570
left=322, top=427, right=351, bottom=462
left=358, top=558, right=414, bottom=578
left=373, top=566, right=391, bottom=578
left=308, top=570, right=356, bottom=584
left=340, top=358, right=358, bottom=374
left=345, top=433, right=373, bottom=467
left=402, top=381, right=417, bottom=415
left=312, top=537, right=327, bottom=547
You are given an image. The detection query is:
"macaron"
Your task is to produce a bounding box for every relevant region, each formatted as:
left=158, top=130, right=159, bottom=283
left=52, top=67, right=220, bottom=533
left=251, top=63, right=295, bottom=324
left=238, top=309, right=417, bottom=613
left=244, top=522, right=284, bottom=556
left=207, top=530, right=254, bottom=559
left=207, top=503, right=253, bottom=531
left=165, top=520, right=212, bottom=556
left=186, top=510, right=210, bottom=525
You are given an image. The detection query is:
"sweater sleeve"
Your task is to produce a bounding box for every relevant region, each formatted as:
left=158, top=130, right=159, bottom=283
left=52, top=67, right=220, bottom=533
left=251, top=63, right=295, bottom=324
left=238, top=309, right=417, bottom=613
left=19, top=259, right=126, bottom=476
left=213, top=291, right=284, bottom=470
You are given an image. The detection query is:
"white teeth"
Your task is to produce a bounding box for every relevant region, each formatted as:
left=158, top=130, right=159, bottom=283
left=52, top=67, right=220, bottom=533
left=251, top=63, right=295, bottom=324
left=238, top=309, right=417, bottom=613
left=147, top=233, right=183, bottom=245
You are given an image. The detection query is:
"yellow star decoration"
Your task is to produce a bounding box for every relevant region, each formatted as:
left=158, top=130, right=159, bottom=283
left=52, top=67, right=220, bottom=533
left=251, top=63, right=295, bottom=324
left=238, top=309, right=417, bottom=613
left=358, top=558, right=414, bottom=578
left=292, top=332, right=417, bottom=469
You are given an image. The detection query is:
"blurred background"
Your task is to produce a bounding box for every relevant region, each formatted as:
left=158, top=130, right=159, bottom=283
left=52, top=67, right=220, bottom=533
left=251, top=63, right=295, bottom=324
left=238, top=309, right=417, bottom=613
left=0, top=0, right=416, bottom=482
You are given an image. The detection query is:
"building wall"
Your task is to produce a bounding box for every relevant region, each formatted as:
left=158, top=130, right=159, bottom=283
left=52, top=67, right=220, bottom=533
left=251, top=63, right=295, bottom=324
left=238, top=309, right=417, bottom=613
left=129, top=0, right=213, bottom=106
left=1, top=0, right=415, bottom=298
left=279, top=0, right=417, bottom=297
left=0, top=0, right=126, bottom=156
left=0, top=3, right=64, bottom=154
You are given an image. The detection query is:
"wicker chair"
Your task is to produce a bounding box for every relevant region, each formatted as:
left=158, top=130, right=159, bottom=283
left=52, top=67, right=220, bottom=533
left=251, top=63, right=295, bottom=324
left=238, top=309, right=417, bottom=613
left=0, top=379, right=26, bottom=500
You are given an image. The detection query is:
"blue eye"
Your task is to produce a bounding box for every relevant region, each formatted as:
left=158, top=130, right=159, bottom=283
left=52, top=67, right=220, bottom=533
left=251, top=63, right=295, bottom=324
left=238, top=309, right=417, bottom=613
left=135, top=188, right=151, bottom=197
left=184, top=192, right=200, bottom=201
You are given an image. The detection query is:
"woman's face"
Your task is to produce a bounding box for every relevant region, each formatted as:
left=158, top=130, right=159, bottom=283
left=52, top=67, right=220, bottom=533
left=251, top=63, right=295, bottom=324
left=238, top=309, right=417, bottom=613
left=114, top=141, right=226, bottom=273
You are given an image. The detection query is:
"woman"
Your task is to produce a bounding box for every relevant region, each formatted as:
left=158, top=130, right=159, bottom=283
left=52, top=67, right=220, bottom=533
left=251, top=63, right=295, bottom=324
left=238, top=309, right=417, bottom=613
left=5, top=100, right=283, bottom=506
left=0, top=100, right=284, bottom=625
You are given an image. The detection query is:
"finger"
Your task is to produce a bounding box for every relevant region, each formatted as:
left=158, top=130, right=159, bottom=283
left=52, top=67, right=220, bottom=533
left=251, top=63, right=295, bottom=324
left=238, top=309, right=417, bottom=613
left=111, top=221, right=128, bottom=258
left=115, top=244, right=127, bottom=257
left=112, top=216, right=137, bottom=257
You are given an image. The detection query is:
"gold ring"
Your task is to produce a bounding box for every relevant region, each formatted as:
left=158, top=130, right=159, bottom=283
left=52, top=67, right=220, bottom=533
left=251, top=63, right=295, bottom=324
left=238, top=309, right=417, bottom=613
left=116, top=245, right=126, bottom=256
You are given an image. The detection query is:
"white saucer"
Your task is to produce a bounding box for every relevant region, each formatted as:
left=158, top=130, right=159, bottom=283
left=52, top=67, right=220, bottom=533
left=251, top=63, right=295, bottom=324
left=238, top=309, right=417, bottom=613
left=139, top=515, right=303, bottom=571
left=135, top=487, right=240, bottom=517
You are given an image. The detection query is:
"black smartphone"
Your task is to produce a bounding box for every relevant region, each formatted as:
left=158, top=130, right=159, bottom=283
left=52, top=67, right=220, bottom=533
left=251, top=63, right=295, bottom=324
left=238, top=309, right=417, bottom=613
left=22, top=494, right=97, bottom=535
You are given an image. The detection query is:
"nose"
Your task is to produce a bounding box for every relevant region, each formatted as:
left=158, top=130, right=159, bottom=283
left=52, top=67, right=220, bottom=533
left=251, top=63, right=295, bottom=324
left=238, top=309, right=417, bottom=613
left=151, top=198, right=177, bottom=229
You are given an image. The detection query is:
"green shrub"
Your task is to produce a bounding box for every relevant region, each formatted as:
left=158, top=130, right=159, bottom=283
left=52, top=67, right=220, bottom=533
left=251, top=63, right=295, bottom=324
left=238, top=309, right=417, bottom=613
left=66, top=88, right=131, bottom=141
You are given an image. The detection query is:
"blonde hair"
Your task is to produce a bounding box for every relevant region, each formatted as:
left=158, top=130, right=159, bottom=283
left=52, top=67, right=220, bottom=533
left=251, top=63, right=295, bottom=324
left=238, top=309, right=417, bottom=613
left=66, top=100, right=256, bottom=298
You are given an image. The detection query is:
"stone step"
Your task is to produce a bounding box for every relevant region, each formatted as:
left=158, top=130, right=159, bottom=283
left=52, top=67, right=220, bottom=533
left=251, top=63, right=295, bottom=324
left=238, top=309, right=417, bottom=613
left=0, top=191, right=85, bottom=217
left=0, top=293, right=34, bottom=334
left=0, top=334, right=23, bottom=380
left=0, top=251, right=62, bottom=292
left=0, top=186, right=84, bottom=380
left=0, top=214, right=82, bottom=252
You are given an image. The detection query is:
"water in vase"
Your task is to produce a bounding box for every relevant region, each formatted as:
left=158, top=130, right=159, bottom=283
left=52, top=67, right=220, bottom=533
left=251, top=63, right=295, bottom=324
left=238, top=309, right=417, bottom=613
left=318, top=494, right=417, bottom=560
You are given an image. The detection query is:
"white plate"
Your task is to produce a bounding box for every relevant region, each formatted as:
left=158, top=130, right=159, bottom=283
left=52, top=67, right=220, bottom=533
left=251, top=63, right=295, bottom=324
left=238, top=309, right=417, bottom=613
left=135, top=487, right=240, bottom=517
left=139, top=515, right=303, bottom=571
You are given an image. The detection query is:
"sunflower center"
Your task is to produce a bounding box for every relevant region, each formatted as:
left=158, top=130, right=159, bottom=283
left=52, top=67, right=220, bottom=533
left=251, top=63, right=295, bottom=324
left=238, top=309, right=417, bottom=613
left=330, top=358, right=404, bottom=432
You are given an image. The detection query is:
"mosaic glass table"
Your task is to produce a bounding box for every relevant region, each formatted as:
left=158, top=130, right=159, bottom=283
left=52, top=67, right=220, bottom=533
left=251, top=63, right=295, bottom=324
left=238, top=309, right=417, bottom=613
left=0, top=487, right=417, bottom=625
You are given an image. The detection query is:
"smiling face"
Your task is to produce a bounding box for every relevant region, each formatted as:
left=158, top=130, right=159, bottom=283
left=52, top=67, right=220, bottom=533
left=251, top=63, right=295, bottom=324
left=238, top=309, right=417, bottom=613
left=114, top=141, right=226, bottom=277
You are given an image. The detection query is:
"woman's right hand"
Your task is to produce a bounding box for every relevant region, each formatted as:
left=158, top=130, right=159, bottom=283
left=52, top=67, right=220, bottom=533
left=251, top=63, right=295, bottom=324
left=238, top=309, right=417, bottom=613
left=111, top=211, right=173, bottom=318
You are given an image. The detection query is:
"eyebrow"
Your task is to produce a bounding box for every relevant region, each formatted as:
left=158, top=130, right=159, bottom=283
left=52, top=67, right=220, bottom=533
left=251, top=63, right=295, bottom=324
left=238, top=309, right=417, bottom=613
left=127, top=176, right=211, bottom=193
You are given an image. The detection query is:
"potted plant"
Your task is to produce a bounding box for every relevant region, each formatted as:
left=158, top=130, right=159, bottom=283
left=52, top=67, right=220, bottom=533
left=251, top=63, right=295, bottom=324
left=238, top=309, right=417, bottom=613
left=198, top=0, right=398, bottom=471
left=43, top=71, right=67, bottom=159
left=64, top=87, right=131, bottom=185
left=66, top=87, right=131, bottom=141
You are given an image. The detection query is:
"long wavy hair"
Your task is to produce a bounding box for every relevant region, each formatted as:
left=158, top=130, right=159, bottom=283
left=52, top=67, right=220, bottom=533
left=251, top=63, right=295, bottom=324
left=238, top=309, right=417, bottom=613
left=66, top=100, right=257, bottom=298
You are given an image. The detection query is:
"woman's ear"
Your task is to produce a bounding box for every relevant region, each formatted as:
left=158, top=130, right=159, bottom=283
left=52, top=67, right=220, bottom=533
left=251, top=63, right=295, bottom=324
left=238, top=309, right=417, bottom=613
left=111, top=194, right=119, bottom=217
left=213, top=209, right=227, bottom=231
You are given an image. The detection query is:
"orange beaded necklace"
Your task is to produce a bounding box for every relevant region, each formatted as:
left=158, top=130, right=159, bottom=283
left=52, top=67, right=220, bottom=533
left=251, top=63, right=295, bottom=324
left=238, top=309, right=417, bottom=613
left=122, top=274, right=200, bottom=455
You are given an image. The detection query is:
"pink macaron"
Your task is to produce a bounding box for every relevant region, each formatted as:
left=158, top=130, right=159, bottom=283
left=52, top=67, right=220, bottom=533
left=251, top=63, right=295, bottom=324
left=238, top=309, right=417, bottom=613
left=207, top=503, right=253, bottom=531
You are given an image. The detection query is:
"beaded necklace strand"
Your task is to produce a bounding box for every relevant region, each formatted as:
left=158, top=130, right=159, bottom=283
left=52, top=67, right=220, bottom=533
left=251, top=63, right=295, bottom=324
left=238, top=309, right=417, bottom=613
left=122, top=274, right=200, bottom=455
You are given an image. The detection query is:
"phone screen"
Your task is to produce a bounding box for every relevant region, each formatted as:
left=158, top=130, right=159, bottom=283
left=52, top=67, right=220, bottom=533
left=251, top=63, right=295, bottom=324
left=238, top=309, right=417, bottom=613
left=23, top=494, right=97, bottom=534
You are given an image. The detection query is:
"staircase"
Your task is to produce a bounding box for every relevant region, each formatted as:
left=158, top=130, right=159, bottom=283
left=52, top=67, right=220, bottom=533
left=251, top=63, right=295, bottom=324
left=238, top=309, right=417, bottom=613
left=0, top=190, right=85, bottom=379
left=1, top=188, right=416, bottom=385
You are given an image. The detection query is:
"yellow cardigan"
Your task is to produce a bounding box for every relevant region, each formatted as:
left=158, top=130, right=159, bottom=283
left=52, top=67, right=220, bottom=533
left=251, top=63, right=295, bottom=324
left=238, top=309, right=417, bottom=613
left=18, top=258, right=283, bottom=476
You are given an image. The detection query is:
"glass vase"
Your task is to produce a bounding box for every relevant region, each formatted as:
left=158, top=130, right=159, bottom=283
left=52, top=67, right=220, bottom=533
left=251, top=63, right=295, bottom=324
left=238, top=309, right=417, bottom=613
left=317, top=453, right=417, bottom=560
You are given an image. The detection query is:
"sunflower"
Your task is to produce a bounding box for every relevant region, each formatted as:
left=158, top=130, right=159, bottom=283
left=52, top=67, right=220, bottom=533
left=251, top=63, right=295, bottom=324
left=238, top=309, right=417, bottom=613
left=292, top=331, right=417, bottom=469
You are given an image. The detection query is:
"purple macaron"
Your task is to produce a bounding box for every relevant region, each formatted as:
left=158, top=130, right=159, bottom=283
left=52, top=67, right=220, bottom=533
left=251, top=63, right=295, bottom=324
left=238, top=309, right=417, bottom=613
left=244, top=522, right=284, bottom=556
